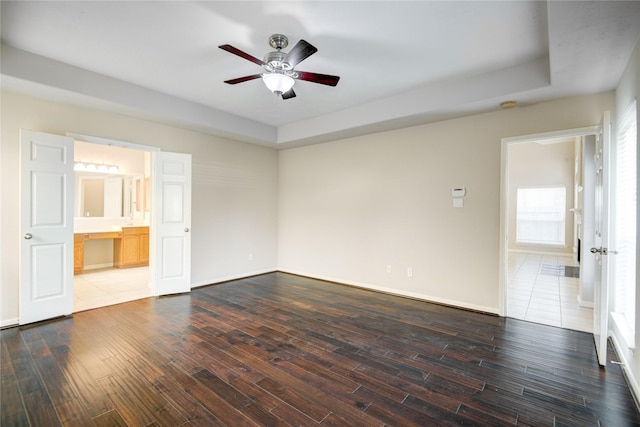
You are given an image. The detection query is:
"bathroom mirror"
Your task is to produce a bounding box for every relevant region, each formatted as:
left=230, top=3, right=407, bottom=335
left=75, top=173, right=142, bottom=218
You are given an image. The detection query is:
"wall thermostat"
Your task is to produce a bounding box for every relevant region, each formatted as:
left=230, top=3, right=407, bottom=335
left=451, top=187, right=466, bottom=197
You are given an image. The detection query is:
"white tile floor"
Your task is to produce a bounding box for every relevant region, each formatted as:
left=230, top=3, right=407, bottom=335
left=507, top=252, right=593, bottom=333
left=74, top=266, right=151, bottom=312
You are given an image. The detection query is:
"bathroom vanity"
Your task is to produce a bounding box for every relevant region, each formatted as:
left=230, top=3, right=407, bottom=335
left=74, top=226, right=149, bottom=274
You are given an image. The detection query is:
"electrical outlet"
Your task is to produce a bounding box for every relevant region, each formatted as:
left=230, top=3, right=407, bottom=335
left=407, top=267, right=413, bottom=277
left=386, top=265, right=392, bottom=273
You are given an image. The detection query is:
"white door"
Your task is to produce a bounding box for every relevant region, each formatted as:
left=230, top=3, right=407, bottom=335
left=592, top=111, right=611, bottom=366
left=152, top=151, right=192, bottom=295
left=20, top=130, right=74, bottom=324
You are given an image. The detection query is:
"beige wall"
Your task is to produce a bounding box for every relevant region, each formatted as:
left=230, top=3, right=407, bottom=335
left=1, top=91, right=279, bottom=325
left=507, top=140, right=576, bottom=255
left=0, top=86, right=621, bottom=323
left=278, top=93, right=614, bottom=313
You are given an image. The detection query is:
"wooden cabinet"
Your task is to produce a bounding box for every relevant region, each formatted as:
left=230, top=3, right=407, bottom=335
left=139, top=232, right=149, bottom=264
left=114, top=226, right=149, bottom=268
left=74, top=229, right=146, bottom=273
left=74, top=234, right=84, bottom=274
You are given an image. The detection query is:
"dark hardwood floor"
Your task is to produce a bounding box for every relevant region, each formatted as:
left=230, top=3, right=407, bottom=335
left=2, top=272, right=639, bottom=426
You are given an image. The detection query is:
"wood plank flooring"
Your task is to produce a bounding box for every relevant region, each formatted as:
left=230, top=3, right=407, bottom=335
left=2, top=272, right=639, bottom=426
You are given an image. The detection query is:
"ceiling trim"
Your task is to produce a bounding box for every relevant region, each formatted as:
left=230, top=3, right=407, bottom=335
left=2, top=43, right=551, bottom=149
left=277, top=56, right=551, bottom=146
left=1, top=44, right=278, bottom=146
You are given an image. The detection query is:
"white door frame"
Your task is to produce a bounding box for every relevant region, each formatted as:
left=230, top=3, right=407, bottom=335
left=67, top=132, right=160, bottom=295
left=499, top=126, right=598, bottom=317
left=67, top=133, right=162, bottom=153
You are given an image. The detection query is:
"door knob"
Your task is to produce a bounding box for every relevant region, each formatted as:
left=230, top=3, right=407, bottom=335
left=591, top=247, right=609, bottom=255
left=24, top=233, right=32, bottom=240
left=184, top=228, right=189, bottom=232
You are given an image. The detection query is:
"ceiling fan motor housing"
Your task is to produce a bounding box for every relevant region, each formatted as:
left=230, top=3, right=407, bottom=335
left=263, top=51, right=292, bottom=71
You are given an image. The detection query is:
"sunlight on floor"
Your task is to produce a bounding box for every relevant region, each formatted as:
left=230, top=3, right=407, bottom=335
left=507, top=253, right=593, bottom=333
left=74, top=266, right=151, bottom=312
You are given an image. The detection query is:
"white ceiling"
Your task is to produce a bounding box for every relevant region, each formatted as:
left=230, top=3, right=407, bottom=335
left=2, top=1, right=639, bottom=149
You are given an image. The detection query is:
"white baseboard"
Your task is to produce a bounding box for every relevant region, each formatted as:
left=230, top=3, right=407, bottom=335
left=278, top=269, right=500, bottom=315
left=1, top=318, right=19, bottom=328
left=83, top=263, right=114, bottom=271
left=577, top=295, right=594, bottom=308
left=509, top=248, right=574, bottom=257
left=191, top=268, right=277, bottom=289
left=609, top=332, right=640, bottom=412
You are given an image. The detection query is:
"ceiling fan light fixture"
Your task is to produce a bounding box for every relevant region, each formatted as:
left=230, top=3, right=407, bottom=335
left=262, top=73, right=295, bottom=95
left=219, top=34, right=339, bottom=99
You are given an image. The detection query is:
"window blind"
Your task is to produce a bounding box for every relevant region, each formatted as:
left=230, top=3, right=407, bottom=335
left=613, top=99, right=637, bottom=336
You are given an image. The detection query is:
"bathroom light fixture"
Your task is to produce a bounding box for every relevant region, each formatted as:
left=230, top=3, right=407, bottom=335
left=262, top=72, right=295, bottom=95
left=74, top=161, right=119, bottom=174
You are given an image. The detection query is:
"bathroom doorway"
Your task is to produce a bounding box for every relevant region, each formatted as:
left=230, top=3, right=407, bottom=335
left=73, top=139, right=152, bottom=312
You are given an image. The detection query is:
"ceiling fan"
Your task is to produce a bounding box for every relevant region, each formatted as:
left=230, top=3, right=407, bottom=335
left=218, top=34, right=340, bottom=100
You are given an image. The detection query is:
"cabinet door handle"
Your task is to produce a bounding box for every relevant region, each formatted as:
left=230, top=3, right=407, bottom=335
left=184, top=228, right=190, bottom=232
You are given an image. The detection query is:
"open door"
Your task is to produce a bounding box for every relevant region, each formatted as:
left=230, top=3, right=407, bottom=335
left=20, top=130, right=74, bottom=324
left=592, top=111, right=611, bottom=366
left=152, top=151, right=192, bottom=296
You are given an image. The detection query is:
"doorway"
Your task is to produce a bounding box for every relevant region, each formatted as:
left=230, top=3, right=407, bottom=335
left=500, top=128, right=598, bottom=332
left=20, top=130, right=192, bottom=325
left=72, top=139, right=153, bottom=312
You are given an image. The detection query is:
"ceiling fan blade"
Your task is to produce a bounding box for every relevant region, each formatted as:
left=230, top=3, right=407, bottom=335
left=284, top=39, right=317, bottom=67
left=281, top=88, right=296, bottom=100
left=224, top=74, right=262, bottom=85
left=218, top=44, right=264, bottom=66
left=295, top=71, right=340, bottom=87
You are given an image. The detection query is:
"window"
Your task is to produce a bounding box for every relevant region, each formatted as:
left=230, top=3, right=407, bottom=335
left=612, top=99, right=636, bottom=341
left=516, top=187, right=566, bottom=246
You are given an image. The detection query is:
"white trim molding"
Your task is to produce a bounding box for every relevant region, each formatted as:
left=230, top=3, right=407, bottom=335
left=0, top=318, right=19, bottom=328
left=609, top=332, right=640, bottom=411
left=67, top=133, right=161, bottom=152
left=191, top=269, right=277, bottom=289
left=279, top=269, right=500, bottom=315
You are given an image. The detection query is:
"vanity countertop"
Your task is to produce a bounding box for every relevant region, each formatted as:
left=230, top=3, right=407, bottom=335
left=74, top=225, right=123, bottom=234
left=74, top=221, right=149, bottom=234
